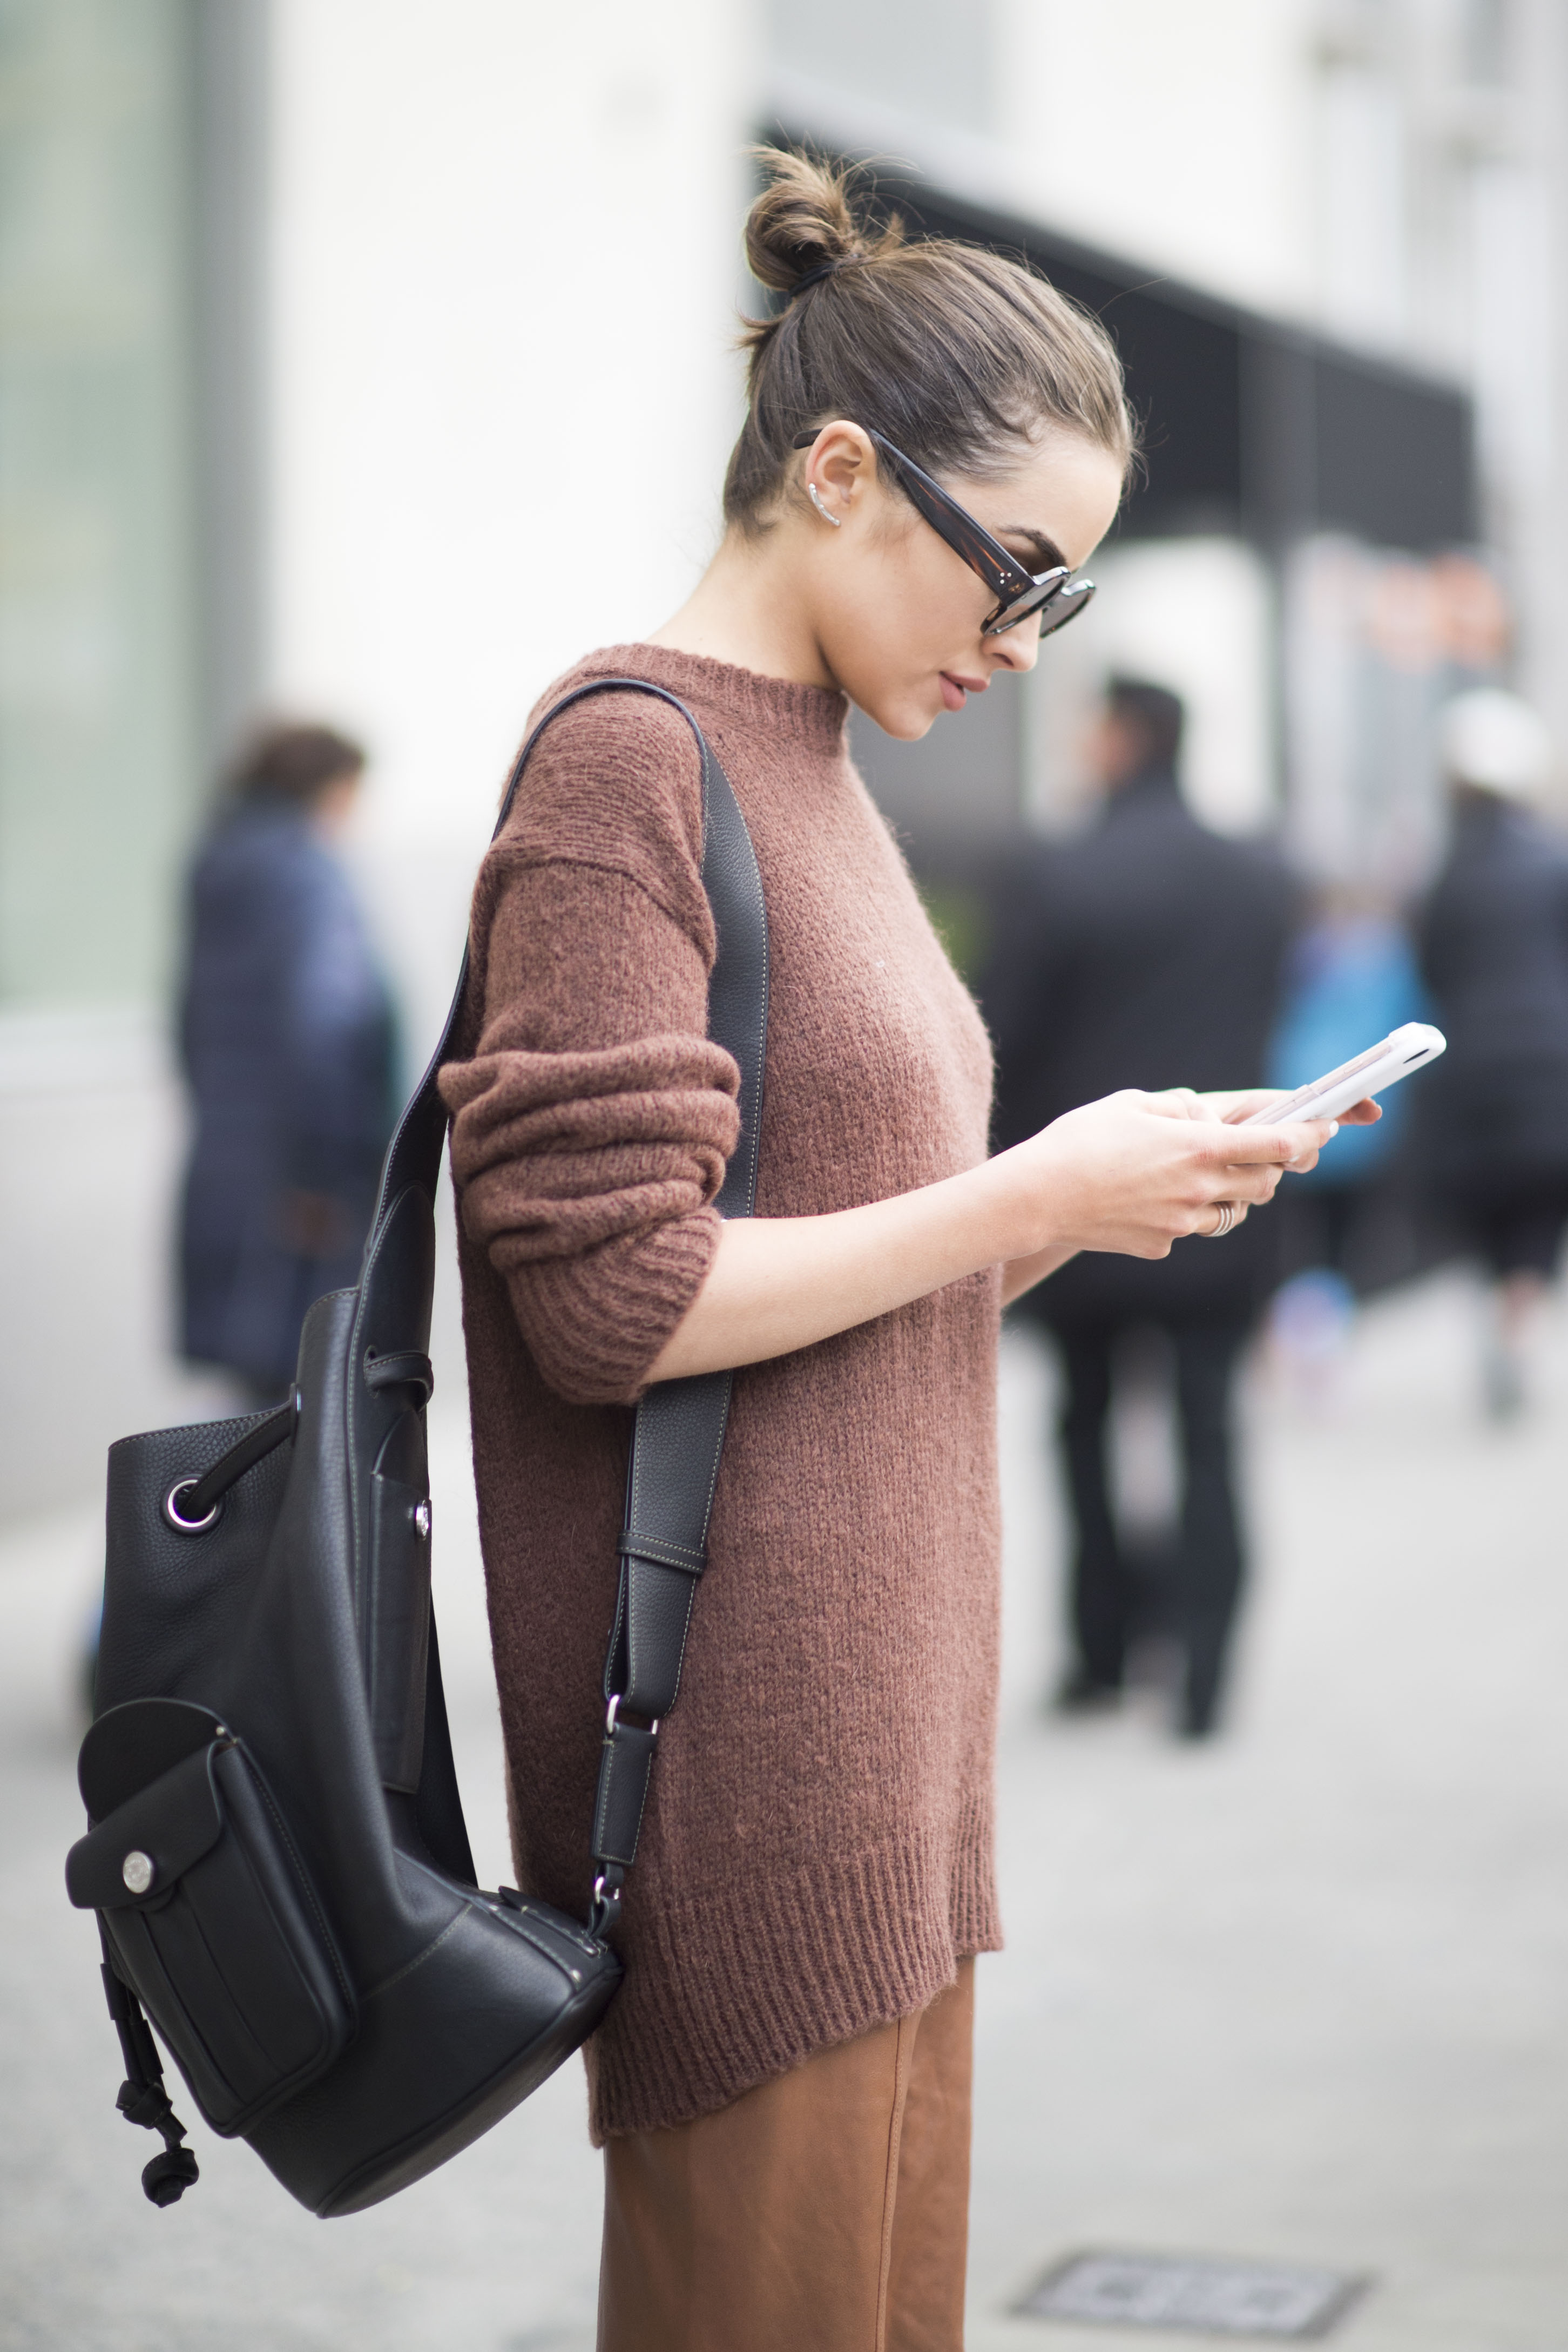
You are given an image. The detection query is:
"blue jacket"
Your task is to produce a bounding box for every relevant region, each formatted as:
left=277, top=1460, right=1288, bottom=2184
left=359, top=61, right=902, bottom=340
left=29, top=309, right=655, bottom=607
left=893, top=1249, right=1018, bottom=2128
left=178, top=803, right=397, bottom=1390
left=1267, top=914, right=1429, bottom=1185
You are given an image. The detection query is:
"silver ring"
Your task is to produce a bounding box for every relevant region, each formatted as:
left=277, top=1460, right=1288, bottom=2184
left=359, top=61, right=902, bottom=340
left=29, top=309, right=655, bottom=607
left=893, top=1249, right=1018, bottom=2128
left=1206, top=1200, right=1239, bottom=1239
left=163, top=1478, right=222, bottom=1536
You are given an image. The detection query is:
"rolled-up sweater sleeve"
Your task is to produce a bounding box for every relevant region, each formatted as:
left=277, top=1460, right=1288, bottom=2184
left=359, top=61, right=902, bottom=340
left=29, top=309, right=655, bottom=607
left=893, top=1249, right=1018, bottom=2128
left=437, top=697, right=740, bottom=1405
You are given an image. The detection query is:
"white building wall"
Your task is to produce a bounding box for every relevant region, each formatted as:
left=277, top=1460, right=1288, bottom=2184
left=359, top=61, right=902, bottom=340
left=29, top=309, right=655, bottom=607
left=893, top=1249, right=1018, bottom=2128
left=1474, top=0, right=1568, bottom=769
left=0, top=0, right=757, bottom=1522
left=992, top=0, right=1322, bottom=318
left=268, top=0, right=756, bottom=1060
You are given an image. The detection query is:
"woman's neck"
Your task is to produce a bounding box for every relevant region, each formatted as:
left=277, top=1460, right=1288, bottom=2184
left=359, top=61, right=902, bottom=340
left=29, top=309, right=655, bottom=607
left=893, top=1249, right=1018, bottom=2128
left=645, top=529, right=836, bottom=689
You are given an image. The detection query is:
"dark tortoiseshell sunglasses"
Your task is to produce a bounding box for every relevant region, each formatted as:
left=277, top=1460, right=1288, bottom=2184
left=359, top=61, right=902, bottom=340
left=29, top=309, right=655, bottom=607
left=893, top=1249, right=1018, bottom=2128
left=792, top=424, right=1096, bottom=637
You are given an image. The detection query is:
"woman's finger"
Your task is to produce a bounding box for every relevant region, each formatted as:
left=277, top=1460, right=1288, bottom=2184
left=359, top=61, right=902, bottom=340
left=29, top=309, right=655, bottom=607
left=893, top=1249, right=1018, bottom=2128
left=1209, top=1089, right=1281, bottom=1124
left=1143, top=1086, right=1207, bottom=1121
left=1216, top=1161, right=1286, bottom=1206
left=1202, top=1117, right=1332, bottom=1166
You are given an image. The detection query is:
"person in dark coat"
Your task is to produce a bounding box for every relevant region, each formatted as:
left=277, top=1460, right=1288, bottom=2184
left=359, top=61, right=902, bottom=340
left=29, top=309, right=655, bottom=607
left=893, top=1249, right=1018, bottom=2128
left=179, top=722, right=398, bottom=1402
left=985, top=677, right=1300, bottom=1735
left=1416, top=688, right=1568, bottom=1417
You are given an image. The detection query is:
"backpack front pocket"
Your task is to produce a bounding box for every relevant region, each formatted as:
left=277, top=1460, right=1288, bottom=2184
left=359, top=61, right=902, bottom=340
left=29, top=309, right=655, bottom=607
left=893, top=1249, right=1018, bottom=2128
left=67, top=1701, right=355, bottom=2134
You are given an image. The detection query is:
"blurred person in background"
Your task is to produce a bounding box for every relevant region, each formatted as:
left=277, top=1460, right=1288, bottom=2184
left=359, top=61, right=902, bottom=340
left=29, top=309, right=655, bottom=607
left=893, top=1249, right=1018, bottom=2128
left=179, top=722, right=398, bottom=1405
left=1266, top=890, right=1428, bottom=1396
left=1416, top=688, right=1568, bottom=1419
left=987, top=677, right=1300, bottom=1736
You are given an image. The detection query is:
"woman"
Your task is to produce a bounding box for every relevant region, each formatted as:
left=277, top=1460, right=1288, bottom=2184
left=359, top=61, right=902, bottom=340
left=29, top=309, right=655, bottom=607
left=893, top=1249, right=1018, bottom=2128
left=439, top=153, right=1344, bottom=2350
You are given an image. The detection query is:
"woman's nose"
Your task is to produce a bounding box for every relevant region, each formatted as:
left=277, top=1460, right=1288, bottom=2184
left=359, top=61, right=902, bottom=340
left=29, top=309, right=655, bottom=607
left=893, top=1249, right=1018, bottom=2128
left=989, top=619, right=1041, bottom=676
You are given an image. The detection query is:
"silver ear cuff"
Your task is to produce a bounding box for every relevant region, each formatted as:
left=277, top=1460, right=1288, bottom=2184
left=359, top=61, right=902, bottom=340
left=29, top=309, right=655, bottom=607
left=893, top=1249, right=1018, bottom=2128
left=807, top=482, right=842, bottom=528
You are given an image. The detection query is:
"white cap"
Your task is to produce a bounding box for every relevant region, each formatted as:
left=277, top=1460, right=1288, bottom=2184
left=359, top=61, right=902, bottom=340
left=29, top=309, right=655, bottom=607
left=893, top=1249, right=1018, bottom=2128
left=1439, top=688, right=1552, bottom=801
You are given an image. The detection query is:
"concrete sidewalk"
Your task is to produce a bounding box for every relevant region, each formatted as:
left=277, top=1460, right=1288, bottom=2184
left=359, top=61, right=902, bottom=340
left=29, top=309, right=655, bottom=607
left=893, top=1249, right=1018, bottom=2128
left=972, top=1276, right=1568, bottom=2350
left=3, top=1273, right=1566, bottom=2349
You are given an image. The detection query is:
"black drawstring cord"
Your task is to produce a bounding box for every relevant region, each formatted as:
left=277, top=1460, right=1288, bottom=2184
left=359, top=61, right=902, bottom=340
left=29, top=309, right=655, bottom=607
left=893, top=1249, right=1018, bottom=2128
left=98, top=1922, right=199, bottom=2206
left=173, top=1396, right=298, bottom=1526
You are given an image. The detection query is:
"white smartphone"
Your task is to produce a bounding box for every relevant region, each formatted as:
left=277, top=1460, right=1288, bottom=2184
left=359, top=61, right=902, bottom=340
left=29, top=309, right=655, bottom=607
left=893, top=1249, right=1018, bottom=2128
left=1240, top=1021, right=1447, bottom=1128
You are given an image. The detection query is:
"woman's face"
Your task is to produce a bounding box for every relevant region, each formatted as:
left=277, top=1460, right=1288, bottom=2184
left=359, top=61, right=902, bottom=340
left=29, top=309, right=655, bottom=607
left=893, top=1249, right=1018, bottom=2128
left=797, top=424, right=1124, bottom=740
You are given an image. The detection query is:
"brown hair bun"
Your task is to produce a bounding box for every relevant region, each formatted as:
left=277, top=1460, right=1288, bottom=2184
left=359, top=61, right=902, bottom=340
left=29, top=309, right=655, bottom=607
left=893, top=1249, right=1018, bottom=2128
left=741, top=144, right=904, bottom=296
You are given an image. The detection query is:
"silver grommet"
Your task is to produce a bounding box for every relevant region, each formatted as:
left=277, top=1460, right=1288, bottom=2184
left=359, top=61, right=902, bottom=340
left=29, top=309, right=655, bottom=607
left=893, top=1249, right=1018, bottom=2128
left=413, top=1499, right=432, bottom=1540
left=121, top=1850, right=155, bottom=1895
left=163, top=1479, right=222, bottom=1536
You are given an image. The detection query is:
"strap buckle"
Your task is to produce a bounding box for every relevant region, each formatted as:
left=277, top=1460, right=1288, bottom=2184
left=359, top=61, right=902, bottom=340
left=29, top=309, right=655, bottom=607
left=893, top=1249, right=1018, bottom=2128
left=604, top=1693, right=660, bottom=1739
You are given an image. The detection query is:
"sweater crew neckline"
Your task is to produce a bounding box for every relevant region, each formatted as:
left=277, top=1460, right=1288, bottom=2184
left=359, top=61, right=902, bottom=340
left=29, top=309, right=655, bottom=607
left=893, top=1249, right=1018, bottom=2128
left=575, top=643, right=849, bottom=755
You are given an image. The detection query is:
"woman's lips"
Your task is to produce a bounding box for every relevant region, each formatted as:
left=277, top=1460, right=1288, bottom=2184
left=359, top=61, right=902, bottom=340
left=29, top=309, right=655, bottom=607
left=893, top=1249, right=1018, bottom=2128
left=940, top=672, right=988, bottom=713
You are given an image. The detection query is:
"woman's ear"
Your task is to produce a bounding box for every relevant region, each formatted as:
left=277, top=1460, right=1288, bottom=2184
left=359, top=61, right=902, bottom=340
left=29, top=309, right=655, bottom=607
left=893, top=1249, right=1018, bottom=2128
left=802, top=422, right=875, bottom=525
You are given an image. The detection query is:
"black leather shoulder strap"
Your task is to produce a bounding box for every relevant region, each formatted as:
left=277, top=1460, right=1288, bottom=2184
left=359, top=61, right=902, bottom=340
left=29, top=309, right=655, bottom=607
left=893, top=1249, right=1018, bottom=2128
left=584, top=691, right=768, bottom=1933
left=367, top=674, right=768, bottom=1939
left=587, top=708, right=768, bottom=1932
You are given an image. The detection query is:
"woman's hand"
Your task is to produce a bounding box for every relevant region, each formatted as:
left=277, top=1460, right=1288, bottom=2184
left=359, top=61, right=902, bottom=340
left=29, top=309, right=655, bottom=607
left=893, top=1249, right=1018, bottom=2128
left=993, top=1086, right=1336, bottom=1262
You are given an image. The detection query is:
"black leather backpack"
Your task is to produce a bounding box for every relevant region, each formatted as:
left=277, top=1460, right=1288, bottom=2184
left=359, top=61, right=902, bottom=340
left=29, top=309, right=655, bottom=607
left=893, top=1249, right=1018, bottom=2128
left=66, top=680, right=767, bottom=2216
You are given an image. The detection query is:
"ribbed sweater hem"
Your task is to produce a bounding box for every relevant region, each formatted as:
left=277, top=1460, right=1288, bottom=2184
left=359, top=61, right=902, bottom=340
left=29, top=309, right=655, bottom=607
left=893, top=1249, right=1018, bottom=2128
left=585, top=1793, right=1001, bottom=2141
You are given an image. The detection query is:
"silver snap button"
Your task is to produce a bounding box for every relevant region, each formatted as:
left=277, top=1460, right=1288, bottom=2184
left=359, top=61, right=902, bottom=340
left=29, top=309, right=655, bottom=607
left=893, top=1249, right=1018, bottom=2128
left=413, top=1500, right=431, bottom=1540
left=121, top=1850, right=155, bottom=1895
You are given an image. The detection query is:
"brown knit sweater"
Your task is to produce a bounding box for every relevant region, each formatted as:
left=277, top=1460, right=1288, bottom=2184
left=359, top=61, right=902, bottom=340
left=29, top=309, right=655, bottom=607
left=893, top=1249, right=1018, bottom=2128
left=438, top=644, right=1003, bottom=2140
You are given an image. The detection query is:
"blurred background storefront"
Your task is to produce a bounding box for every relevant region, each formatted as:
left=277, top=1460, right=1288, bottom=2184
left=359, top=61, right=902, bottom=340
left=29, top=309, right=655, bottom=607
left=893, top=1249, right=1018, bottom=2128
left=3, top=0, right=1566, bottom=1517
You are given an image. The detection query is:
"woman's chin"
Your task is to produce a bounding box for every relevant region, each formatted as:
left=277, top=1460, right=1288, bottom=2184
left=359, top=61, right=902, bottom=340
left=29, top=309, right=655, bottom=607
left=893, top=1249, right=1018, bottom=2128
left=851, top=689, right=940, bottom=743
